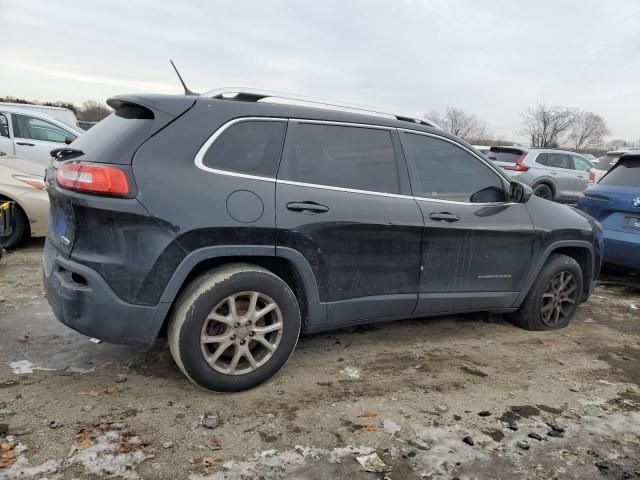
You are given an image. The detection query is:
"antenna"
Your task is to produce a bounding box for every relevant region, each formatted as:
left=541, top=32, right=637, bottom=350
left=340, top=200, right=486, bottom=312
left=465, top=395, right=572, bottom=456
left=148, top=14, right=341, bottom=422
left=170, top=60, right=199, bottom=96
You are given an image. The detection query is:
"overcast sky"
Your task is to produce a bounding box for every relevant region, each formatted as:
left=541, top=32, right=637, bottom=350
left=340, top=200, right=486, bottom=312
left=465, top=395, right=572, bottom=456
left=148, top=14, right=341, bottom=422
left=2, top=0, right=639, bottom=141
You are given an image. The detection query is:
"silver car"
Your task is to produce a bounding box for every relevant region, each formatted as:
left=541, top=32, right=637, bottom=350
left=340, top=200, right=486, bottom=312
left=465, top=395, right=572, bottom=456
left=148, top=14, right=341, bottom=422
left=487, top=147, right=593, bottom=202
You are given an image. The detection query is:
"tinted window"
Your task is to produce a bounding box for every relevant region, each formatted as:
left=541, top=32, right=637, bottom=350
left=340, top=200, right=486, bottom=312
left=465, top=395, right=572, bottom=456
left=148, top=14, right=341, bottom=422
left=404, top=133, right=506, bottom=203
left=487, top=148, right=524, bottom=163
left=203, top=121, right=286, bottom=177
left=0, top=114, right=8, bottom=138
left=546, top=153, right=571, bottom=169
left=280, top=123, right=400, bottom=194
left=600, top=158, right=640, bottom=186
left=14, top=114, right=72, bottom=143
left=535, top=153, right=548, bottom=166
left=595, top=154, right=621, bottom=171
left=571, top=155, right=592, bottom=172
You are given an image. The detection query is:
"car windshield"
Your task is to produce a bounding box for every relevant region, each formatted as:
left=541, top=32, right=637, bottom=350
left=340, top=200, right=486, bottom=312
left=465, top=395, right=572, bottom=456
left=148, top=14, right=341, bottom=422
left=595, top=154, right=621, bottom=170
left=487, top=148, right=524, bottom=163
left=599, top=158, right=640, bottom=186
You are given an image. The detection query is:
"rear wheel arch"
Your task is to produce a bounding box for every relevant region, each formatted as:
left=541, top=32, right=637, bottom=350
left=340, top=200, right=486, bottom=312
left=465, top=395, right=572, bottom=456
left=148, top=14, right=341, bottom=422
left=156, top=249, right=321, bottom=339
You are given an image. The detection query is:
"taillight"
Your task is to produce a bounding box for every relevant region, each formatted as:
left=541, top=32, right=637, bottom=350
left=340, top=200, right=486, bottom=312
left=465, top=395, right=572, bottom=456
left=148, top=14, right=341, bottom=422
left=56, top=162, right=130, bottom=196
left=503, top=154, right=529, bottom=172
left=588, top=170, right=596, bottom=184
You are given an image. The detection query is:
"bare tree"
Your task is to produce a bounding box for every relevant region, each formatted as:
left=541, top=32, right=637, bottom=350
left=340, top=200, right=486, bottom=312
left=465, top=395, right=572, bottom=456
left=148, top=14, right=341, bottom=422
left=426, top=107, right=493, bottom=141
left=606, top=139, right=631, bottom=150
left=77, top=100, right=111, bottom=122
left=520, top=103, right=577, bottom=147
left=568, top=112, right=609, bottom=150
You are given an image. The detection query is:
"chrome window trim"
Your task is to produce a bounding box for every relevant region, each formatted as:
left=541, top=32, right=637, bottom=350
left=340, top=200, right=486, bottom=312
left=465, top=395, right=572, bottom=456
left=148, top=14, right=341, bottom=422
left=194, top=116, right=285, bottom=182
left=194, top=117, right=516, bottom=206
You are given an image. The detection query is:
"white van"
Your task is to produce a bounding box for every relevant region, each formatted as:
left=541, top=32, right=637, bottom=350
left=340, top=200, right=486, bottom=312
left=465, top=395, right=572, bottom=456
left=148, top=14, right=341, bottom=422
left=0, top=102, right=80, bottom=129
left=0, top=107, right=84, bottom=166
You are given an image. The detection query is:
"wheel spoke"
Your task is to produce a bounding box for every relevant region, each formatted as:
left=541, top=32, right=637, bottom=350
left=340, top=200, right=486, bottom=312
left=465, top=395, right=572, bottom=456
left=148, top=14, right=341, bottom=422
left=244, top=348, right=258, bottom=369
left=227, top=346, right=242, bottom=373
left=246, top=291, right=259, bottom=319
left=541, top=302, right=554, bottom=313
left=542, top=292, right=554, bottom=299
left=208, top=312, right=235, bottom=327
left=207, top=340, right=233, bottom=365
left=228, top=295, right=239, bottom=321
left=553, top=305, right=561, bottom=325
left=253, top=334, right=277, bottom=352
left=254, top=302, right=277, bottom=321
left=252, top=322, right=282, bottom=334
left=559, top=296, right=574, bottom=305
left=201, top=332, right=231, bottom=344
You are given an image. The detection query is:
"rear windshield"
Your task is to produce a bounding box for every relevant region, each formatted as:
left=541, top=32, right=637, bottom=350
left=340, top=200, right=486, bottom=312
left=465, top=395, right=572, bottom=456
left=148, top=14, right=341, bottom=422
left=595, top=154, right=621, bottom=171
left=487, top=148, right=524, bottom=163
left=600, top=158, right=640, bottom=186
left=68, top=107, right=154, bottom=165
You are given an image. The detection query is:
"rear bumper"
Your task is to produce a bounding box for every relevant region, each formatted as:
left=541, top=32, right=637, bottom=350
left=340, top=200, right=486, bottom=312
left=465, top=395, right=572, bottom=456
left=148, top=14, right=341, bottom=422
left=43, top=239, right=171, bottom=345
left=603, top=230, right=640, bottom=270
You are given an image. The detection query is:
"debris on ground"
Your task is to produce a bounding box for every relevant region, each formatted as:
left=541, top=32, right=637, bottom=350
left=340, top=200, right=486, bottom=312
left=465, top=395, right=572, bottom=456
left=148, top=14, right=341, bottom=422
left=355, top=452, right=392, bottom=473
left=202, top=412, right=221, bottom=429
left=340, top=367, right=361, bottom=379
left=462, top=435, right=475, bottom=446
left=382, top=419, right=400, bottom=435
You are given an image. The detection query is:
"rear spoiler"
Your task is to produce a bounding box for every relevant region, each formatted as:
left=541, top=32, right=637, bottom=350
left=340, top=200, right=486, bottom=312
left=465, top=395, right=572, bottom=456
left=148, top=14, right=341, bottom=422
left=107, top=94, right=196, bottom=119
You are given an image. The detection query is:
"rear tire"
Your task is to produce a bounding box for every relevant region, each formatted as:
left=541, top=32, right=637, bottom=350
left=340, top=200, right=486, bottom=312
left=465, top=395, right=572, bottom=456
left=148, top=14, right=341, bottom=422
left=168, top=263, right=301, bottom=392
left=1, top=204, right=27, bottom=250
left=533, top=183, right=554, bottom=201
left=510, top=254, right=583, bottom=331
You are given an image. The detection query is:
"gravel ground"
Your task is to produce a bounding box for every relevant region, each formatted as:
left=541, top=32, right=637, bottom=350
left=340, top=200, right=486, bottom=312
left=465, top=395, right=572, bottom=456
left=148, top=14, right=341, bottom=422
left=0, top=239, right=639, bottom=479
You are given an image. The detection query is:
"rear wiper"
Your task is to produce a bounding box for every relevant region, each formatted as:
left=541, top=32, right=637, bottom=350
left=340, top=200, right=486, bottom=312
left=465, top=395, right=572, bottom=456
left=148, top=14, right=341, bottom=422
left=50, top=147, right=84, bottom=160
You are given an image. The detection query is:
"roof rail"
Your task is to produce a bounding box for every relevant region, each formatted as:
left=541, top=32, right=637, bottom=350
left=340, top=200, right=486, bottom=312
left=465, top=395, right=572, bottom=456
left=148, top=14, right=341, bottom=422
left=201, top=87, right=439, bottom=129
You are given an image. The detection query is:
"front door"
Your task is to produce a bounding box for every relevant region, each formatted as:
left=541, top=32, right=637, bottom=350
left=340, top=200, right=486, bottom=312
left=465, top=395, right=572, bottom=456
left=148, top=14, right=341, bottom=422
left=0, top=113, right=15, bottom=157
left=276, top=121, right=423, bottom=326
left=399, top=131, right=534, bottom=314
left=545, top=152, right=575, bottom=201
left=12, top=114, right=77, bottom=166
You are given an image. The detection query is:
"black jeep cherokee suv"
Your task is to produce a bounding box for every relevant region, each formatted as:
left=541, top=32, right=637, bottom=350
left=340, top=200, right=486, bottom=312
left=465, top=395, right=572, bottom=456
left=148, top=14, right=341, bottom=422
left=44, top=89, right=603, bottom=392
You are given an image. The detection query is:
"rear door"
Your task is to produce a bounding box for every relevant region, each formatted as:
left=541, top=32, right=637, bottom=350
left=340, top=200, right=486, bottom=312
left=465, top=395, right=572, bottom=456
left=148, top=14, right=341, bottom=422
left=0, top=113, right=15, bottom=157
left=13, top=114, right=77, bottom=166
left=400, top=131, right=534, bottom=314
left=545, top=152, right=574, bottom=200
left=570, top=154, right=593, bottom=198
left=275, top=120, right=423, bottom=325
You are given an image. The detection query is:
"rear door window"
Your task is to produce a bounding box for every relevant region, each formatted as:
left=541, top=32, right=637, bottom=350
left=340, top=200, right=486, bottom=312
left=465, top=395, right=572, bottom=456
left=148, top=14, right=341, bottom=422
left=403, top=133, right=506, bottom=203
left=202, top=120, right=286, bottom=177
left=546, top=153, right=572, bottom=169
left=571, top=155, right=593, bottom=172
left=600, top=158, right=640, bottom=186
left=279, top=123, right=400, bottom=194
left=0, top=114, right=9, bottom=138
left=535, top=153, right=548, bottom=166
left=14, top=114, right=72, bottom=143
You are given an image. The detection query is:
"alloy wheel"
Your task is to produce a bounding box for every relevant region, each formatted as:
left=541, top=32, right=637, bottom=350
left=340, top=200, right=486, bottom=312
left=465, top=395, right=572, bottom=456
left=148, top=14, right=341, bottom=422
left=533, top=184, right=553, bottom=200
left=540, top=271, right=577, bottom=327
left=200, top=291, right=283, bottom=375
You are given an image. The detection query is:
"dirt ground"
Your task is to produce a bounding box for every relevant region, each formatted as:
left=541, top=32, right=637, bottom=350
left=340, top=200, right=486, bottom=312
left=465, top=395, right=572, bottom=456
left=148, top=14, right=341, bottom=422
left=0, top=239, right=639, bottom=479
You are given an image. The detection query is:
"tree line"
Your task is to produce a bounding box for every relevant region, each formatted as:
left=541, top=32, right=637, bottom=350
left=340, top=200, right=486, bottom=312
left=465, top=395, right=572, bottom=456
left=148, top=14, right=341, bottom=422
left=427, top=103, right=638, bottom=153
left=0, top=96, right=112, bottom=122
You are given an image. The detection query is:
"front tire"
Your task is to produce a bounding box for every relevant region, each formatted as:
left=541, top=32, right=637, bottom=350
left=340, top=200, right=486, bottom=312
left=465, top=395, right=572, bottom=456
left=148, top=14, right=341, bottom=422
left=1, top=204, right=27, bottom=250
left=168, top=264, right=301, bottom=392
left=510, top=254, right=583, bottom=331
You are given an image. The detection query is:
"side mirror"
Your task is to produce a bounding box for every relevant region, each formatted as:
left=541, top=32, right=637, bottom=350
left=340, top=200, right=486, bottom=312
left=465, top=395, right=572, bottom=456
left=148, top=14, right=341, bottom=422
left=509, top=181, right=533, bottom=203
left=64, top=136, right=75, bottom=145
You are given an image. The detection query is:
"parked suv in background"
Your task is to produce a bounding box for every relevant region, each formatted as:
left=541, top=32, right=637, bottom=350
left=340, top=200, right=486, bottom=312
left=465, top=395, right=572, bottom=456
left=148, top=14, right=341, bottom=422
left=578, top=152, right=640, bottom=270
left=488, top=147, right=593, bottom=202
left=588, top=149, right=640, bottom=185
left=44, top=89, right=603, bottom=392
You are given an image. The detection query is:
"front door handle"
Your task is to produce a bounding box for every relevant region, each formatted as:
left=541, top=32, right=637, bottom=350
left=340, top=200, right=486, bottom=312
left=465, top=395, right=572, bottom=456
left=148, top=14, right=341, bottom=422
left=429, top=212, right=461, bottom=223
left=16, top=142, right=35, bottom=146
left=286, top=201, right=329, bottom=214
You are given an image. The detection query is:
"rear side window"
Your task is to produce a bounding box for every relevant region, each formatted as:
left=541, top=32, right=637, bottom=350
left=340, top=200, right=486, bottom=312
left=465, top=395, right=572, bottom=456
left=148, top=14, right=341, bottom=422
left=535, top=153, right=548, bottom=166
left=279, top=123, right=400, bottom=194
left=487, top=148, right=524, bottom=163
left=546, top=153, right=571, bottom=169
left=203, top=120, right=286, bottom=177
left=13, top=114, right=73, bottom=143
left=0, top=114, right=9, bottom=138
left=403, top=133, right=506, bottom=203
left=600, top=158, right=640, bottom=186
left=571, top=155, right=592, bottom=172
left=595, top=154, right=620, bottom=171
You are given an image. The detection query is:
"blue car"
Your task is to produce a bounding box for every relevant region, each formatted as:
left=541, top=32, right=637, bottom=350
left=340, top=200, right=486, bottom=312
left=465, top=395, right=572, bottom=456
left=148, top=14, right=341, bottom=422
left=577, top=152, right=640, bottom=270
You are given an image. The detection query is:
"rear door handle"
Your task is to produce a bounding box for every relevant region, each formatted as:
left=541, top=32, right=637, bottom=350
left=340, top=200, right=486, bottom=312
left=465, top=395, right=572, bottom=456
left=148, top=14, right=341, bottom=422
left=16, top=142, right=35, bottom=146
left=286, top=201, right=329, bottom=214
left=429, top=212, right=461, bottom=223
